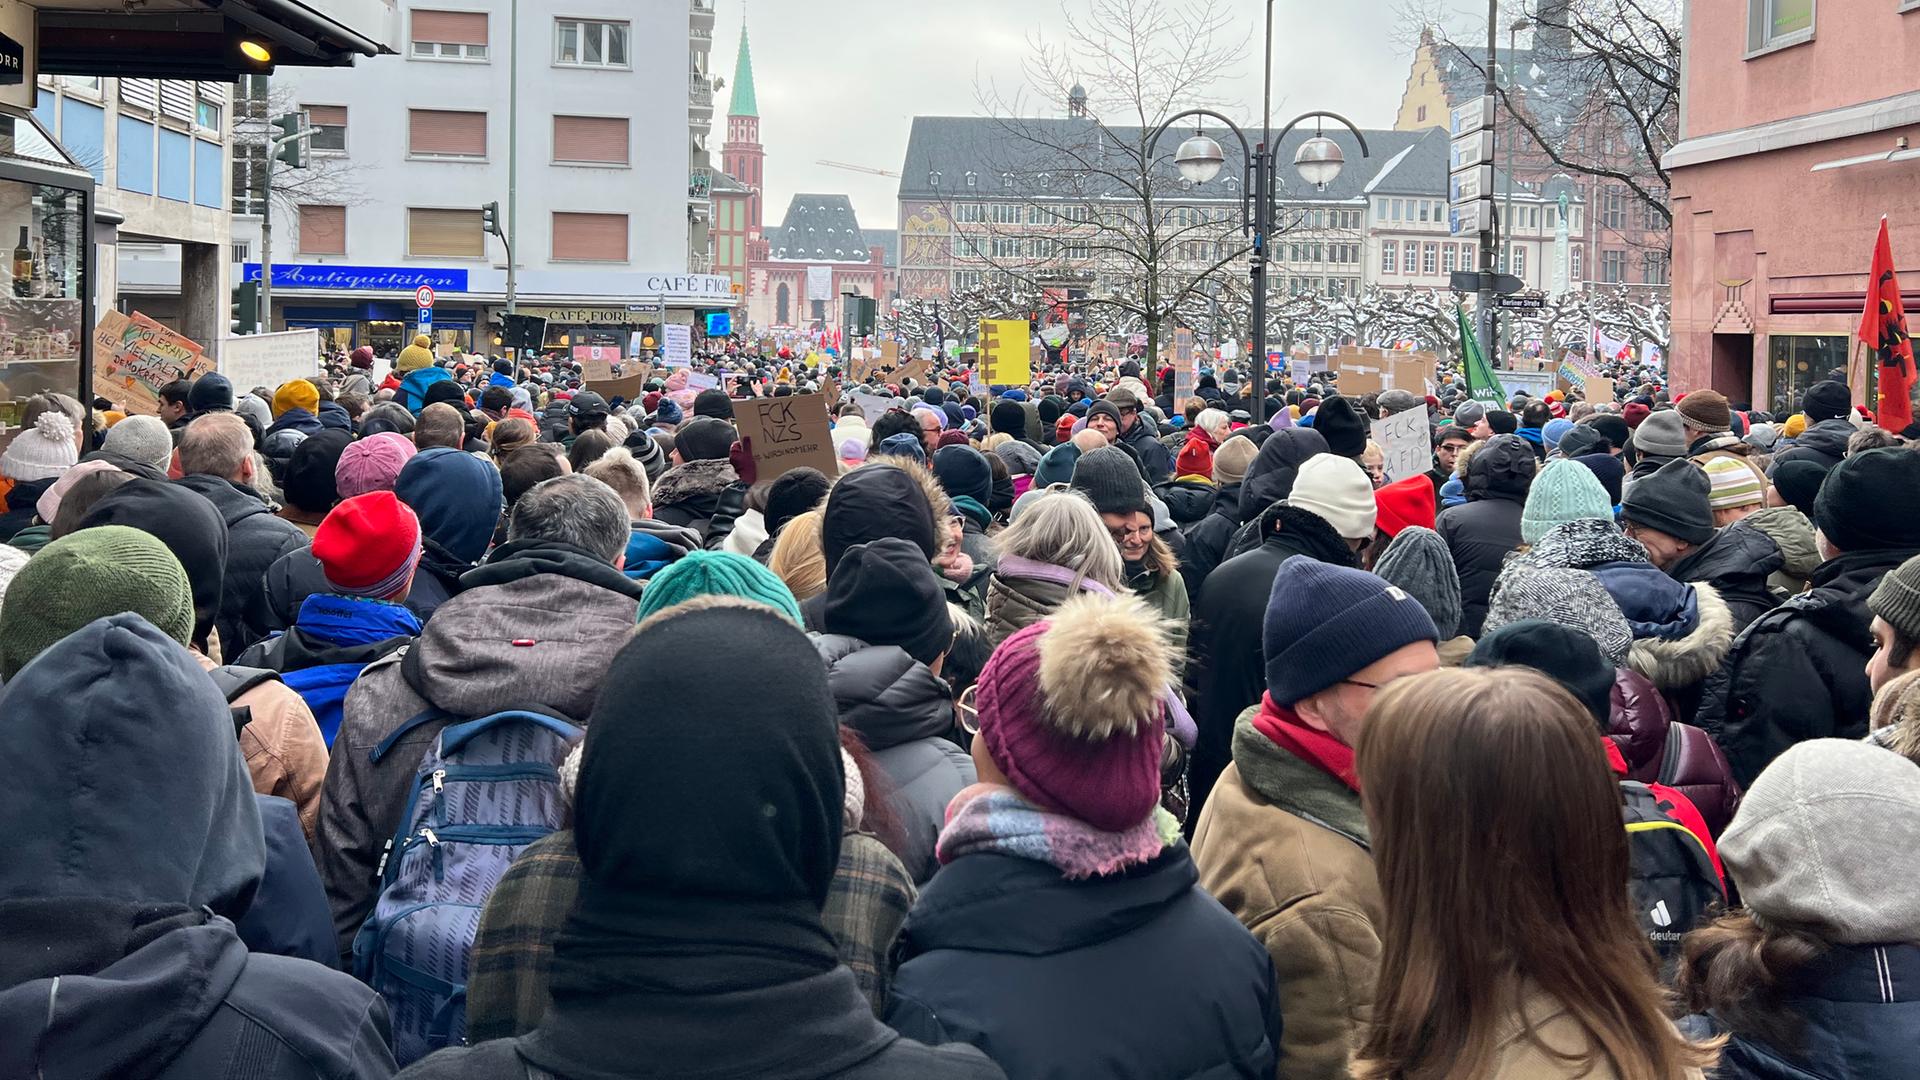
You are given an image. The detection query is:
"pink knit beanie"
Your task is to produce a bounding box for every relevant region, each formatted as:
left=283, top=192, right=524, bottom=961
left=335, top=431, right=418, bottom=498
left=973, top=593, right=1172, bottom=832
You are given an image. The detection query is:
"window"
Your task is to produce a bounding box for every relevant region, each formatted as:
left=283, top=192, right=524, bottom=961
left=409, top=109, right=486, bottom=158
left=1002, top=172, right=1014, bottom=189
left=1442, top=244, right=1458, bottom=274
left=1601, top=248, right=1627, bottom=282
left=964, top=171, right=977, bottom=187
left=62, top=74, right=102, bottom=94
left=407, top=207, right=485, bottom=258
left=1416, top=105, right=1428, bottom=124
left=298, top=204, right=347, bottom=255
left=992, top=236, right=1021, bottom=259
left=1390, top=199, right=1402, bottom=221
left=305, top=105, right=347, bottom=152
left=954, top=203, right=985, bottom=224
left=553, top=115, right=628, bottom=164
left=1065, top=239, right=1091, bottom=261
left=1571, top=246, right=1585, bottom=281
left=196, top=100, right=221, bottom=132
left=555, top=18, right=629, bottom=68
left=1748, top=0, right=1813, bottom=53
left=1422, top=242, right=1438, bottom=275
left=552, top=211, right=628, bottom=261
left=954, top=270, right=984, bottom=291
left=1512, top=244, right=1526, bottom=278
left=233, top=144, right=265, bottom=216
left=928, top=171, right=941, bottom=187
left=231, top=241, right=251, bottom=263
left=1381, top=239, right=1397, bottom=273
left=412, top=10, right=489, bottom=60
left=1418, top=201, right=1429, bottom=222
left=1643, top=251, right=1669, bottom=284
left=990, top=203, right=1021, bottom=225
left=1601, top=185, right=1626, bottom=230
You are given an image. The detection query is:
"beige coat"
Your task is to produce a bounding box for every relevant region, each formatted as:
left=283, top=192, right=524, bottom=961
left=194, top=649, right=329, bottom=840
left=1191, top=708, right=1381, bottom=1080
left=1484, top=985, right=1708, bottom=1079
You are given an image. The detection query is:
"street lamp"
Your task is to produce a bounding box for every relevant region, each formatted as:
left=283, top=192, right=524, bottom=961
left=1293, top=136, right=1345, bottom=189
left=1174, top=134, right=1227, bottom=184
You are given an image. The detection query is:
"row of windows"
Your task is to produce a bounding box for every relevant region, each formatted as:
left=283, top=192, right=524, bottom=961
left=407, top=11, right=631, bottom=70
left=1287, top=277, right=1363, bottom=298
left=930, top=171, right=1246, bottom=195
left=267, top=107, right=633, bottom=166
left=1285, top=242, right=1362, bottom=264
left=295, top=205, right=629, bottom=263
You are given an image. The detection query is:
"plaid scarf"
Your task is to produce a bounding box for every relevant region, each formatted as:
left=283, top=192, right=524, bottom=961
left=936, top=783, right=1179, bottom=880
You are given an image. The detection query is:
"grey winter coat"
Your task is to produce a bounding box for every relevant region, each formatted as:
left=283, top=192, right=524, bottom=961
left=175, top=473, right=310, bottom=655
left=314, top=539, right=644, bottom=959
left=1436, top=435, right=1536, bottom=637
left=813, top=633, right=974, bottom=884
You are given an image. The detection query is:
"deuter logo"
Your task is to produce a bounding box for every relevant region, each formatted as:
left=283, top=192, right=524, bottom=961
left=1649, top=900, right=1673, bottom=928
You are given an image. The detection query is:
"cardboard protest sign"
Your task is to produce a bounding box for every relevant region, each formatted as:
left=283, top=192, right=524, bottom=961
left=585, top=372, right=647, bottom=404
left=1371, top=405, right=1432, bottom=483
left=978, top=319, right=1031, bottom=386
left=737, top=392, right=837, bottom=481
left=849, top=391, right=894, bottom=425
left=1173, top=328, right=1196, bottom=403
left=1584, top=376, right=1616, bottom=403
left=94, top=310, right=212, bottom=415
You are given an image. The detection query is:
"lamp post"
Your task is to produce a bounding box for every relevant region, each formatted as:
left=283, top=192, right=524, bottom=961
left=1498, top=16, right=1530, bottom=366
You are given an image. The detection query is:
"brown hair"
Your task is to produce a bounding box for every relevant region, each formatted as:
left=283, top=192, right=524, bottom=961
left=489, top=417, right=538, bottom=459
left=1678, top=910, right=1826, bottom=1054
left=1353, top=667, right=1718, bottom=1080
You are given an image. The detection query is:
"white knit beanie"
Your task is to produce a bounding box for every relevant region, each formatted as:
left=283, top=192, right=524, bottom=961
left=1285, top=454, right=1378, bottom=540
left=1, top=411, right=78, bottom=482
left=841, top=747, right=865, bottom=831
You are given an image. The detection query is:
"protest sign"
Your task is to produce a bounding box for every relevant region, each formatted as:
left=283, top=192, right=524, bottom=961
left=1584, top=376, right=1616, bottom=403
left=585, top=372, right=646, bottom=404
left=687, top=371, right=718, bottom=392
left=662, top=323, right=693, bottom=367
left=850, top=391, right=894, bottom=425
left=94, top=310, right=212, bottom=415
left=737, top=392, right=837, bottom=481
left=978, top=319, right=1031, bottom=386
left=1173, top=328, right=1195, bottom=403
left=217, top=328, right=319, bottom=391
left=1371, top=404, right=1432, bottom=483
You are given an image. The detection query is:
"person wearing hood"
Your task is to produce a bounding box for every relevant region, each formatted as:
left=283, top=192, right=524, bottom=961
left=801, top=458, right=942, bottom=630
left=1193, top=559, right=1440, bottom=1080
left=887, top=593, right=1279, bottom=1078
left=1701, top=448, right=1920, bottom=785
left=400, top=602, right=998, bottom=1080
left=1633, top=459, right=1783, bottom=632
left=173, top=413, right=311, bottom=656
left=1769, top=380, right=1855, bottom=474
left=1374, top=525, right=1473, bottom=665
left=396, top=365, right=456, bottom=415
left=1070, top=446, right=1189, bottom=663
left=1681, top=740, right=1920, bottom=1079
left=650, top=415, right=738, bottom=539
left=0, top=614, right=395, bottom=1077
left=1436, top=432, right=1537, bottom=637
left=393, top=446, right=504, bottom=616
left=0, top=405, right=77, bottom=542
left=1183, top=427, right=1329, bottom=597
left=316, top=474, right=644, bottom=960
left=581, top=445, right=702, bottom=581
left=279, top=428, right=350, bottom=537
left=261, top=379, right=324, bottom=484
left=1190, top=455, right=1379, bottom=820
left=812, top=538, right=973, bottom=883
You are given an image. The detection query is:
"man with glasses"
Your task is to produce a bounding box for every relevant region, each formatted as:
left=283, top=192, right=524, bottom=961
left=1191, top=557, right=1438, bottom=1080
left=1427, top=424, right=1472, bottom=497
left=1104, top=388, right=1174, bottom=484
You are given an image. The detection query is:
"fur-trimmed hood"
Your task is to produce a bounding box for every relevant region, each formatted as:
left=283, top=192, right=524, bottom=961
left=649, top=457, right=737, bottom=507
left=1623, top=579, right=1736, bottom=690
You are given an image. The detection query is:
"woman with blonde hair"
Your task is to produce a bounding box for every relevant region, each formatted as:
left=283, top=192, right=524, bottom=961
left=1354, top=666, right=1718, bottom=1080
left=768, top=507, right=828, bottom=601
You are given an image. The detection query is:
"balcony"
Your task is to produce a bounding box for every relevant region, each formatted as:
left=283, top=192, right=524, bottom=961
left=689, top=76, right=714, bottom=109
left=689, top=252, right=715, bottom=274
left=690, top=0, right=716, bottom=27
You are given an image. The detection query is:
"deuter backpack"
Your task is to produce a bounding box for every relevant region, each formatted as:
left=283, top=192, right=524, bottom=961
left=351, top=707, right=581, bottom=1065
left=1621, top=780, right=1724, bottom=962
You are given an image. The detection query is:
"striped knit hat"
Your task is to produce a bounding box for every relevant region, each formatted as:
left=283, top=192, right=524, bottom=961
left=312, top=491, right=422, bottom=599
left=1702, top=456, right=1766, bottom=510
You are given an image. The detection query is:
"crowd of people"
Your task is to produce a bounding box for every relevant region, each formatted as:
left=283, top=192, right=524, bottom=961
left=1, top=337, right=1918, bottom=1080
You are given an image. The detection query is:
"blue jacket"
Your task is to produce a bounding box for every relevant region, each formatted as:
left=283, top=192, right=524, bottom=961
left=488, top=370, right=515, bottom=389
left=398, top=366, right=455, bottom=413
left=235, top=593, right=421, bottom=745
left=1694, top=942, right=1920, bottom=1079
left=887, top=845, right=1279, bottom=1079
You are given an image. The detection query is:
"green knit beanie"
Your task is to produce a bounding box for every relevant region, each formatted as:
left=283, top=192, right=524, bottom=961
left=635, top=549, right=803, bottom=627
left=0, top=524, right=193, bottom=681
left=1521, top=460, right=1616, bottom=545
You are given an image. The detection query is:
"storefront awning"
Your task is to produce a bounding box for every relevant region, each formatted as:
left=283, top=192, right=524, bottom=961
left=36, top=0, right=393, bottom=78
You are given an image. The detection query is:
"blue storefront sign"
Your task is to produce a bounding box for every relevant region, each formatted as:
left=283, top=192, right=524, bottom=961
left=242, top=263, right=470, bottom=292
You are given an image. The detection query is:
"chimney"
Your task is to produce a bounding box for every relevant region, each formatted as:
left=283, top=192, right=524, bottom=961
left=1534, top=0, right=1572, bottom=56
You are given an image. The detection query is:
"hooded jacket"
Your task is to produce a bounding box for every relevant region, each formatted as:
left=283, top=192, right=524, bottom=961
left=1183, top=429, right=1327, bottom=599
left=812, top=633, right=975, bottom=883
left=1118, top=414, right=1174, bottom=483
left=1670, top=520, right=1784, bottom=632
left=395, top=446, right=504, bottom=619
left=622, top=517, right=703, bottom=580
left=1770, top=418, right=1853, bottom=473
left=315, top=538, right=644, bottom=958
left=650, top=457, right=738, bottom=539
left=191, top=649, right=330, bottom=841
left=236, top=592, right=422, bottom=747
left=1745, top=505, right=1821, bottom=595
left=174, top=474, right=311, bottom=656
left=1694, top=942, right=1920, bottom=1079
left=0, top=475, right=53, bottom=542
left=1436, top=435, right=1535, bottom=637
left=887, top=845, right=1279, bottom=1079
left=262, top=408, right=322, bottom=484
left=397, top=366, right=455, bottom=414
left=1608, top=668, right=1742, bottom=837
left=0, top=615, right=395, bottom=1080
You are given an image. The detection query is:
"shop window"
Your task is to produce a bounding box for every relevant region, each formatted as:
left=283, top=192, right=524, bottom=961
left=412, top=10, right=489, bottom=61
left=553, top=115, right=629, bottom=165
left=299, top=205, right=347, bottom=255
left=0, top=171, right=87, bottom=434
left=409, top=109, right=486, bottom=159
left=552, top=211, right=628, bottom=262
left=408, top=207, right=484, bottom=258
left=1769, top=335, right=1848, bottom=415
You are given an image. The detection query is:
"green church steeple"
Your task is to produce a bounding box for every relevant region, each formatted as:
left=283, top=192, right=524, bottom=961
left=728, top=24, right=758, bottom=119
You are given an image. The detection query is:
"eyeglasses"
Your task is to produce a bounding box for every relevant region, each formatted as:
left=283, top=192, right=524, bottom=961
left=956, top=684, right=980, bottom=735
left=1108, top=523, right=1153, bottom=544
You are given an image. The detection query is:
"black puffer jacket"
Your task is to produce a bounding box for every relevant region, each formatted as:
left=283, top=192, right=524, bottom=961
left=1182, top=429, right=1327, bottom=598
left=174, top=474, right=310, bottom=655
left=1156, top=478, right=1216, bottom=527
left=1435, top=435, right=1536, bottom=637
left=813, top=634, right=975, bottom=883
left=1669, top=520, right=1784, bottom=632
left=1698, top=546, right=1920, bottom=786
left=1770, top=418, right=1854, bottom=473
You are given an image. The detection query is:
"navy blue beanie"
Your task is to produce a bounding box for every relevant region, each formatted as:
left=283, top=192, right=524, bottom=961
left=932, top=445, right=992, bottom=507
left=875, top=431, right=927, bottom=464
left=394, top=446, right=504, bottom=565
left=1263, top=556, right=1438, bottom=705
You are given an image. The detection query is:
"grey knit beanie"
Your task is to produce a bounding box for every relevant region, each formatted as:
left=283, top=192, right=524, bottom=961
left=1484, top=564, right=1633, bottom=667
left=101, top=415, right=175, bottom=471
left=1069, top=446, right=1147, bottom=516
left=1719, top=739, right=1920, bottom=943
left=1630, top=409, right=1689, bottom=458
left=1373, top=526, right=1462, bottom=638
left=1869, top=553, right=1920, bottom=646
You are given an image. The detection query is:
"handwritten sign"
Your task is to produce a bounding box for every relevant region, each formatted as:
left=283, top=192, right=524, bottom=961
left=850, top=391, right=894, bottom=425
left=979, top=319, right=1031, bottom=386
left=1173, top=327, right=1195, bottom=404
left=94, top=310, right=211, bottom=415
left=1371, top=404, right=1432, bottom=483
left=737, top=391, right=837, bottom=481
left=1584, top=376, right=1615, bottom=403
left=217, top=328, right=319, bottom=391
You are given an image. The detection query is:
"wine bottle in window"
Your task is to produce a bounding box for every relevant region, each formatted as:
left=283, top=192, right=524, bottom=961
left=11, top=227, right=28, bottom=299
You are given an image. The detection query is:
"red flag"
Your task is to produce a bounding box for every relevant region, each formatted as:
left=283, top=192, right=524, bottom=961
left=1859, top=217, right=1915, bottom=431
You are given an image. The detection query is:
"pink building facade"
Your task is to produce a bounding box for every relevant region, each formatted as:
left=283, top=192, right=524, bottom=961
left=1666, top=0, right=1920, bottom=414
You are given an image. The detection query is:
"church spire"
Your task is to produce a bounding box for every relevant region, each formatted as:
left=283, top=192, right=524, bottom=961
left=728, top=23, right=758, bottom=119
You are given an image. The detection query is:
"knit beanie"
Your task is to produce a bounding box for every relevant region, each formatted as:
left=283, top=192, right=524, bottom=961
left=35, top=459, right=122, bottom=525
left=633, top=549, right=802, bottom=626
left=334, top=431, right=417, bottom=498
left=100, top=415, right=174, bottom=471
left=1622, top=402, right=1651, bottom=430
left=1619, top=459, right=1715, bottom=544
left=932, top=445, right=993, bottom=509
left=1263, top=557, right=1438, bottom=706
left=1816, top=447, right=1920, bottom=553
left=1175, top=436, right=1214, bottom=480
left=875, top=430, right=927, bottom=464
left=820, top=463, right=937, bottom=575
left=1768, top=458, right=1826, bottom=516
left=1719, top=739, right=1920, bottom=943
left=1803, top=381, right=1852, bottom=423
left=359, top=401, right=417, bottom=438
left=272, top=379, right=319, bottom=419
left=990, top=400, right=1027, bottom=440
left=76, top=478, right=228, bottom=648
left=1702, top=456, right=1766, bottom=510
left=1522, top=459, right=1616, bottom=544
left=992, top=439, right=1040, bottom=477
left=763, top=468, right=831, bottom=538
left=1556, top=424, right=1610, bottom=460
left=1484, top=564, right=1634, bottom=667
left=1213, top=435, right=1257, bottom=486
left=625, top=429, right=668, bottom=480
left=910, top=402, right=949, bottom=432
left=973, top=593, right=1172, bottom=832
left=1677, top=389, right=1733, bottom=434
left=1285, top=455, right=1377, bottom=540
left=1312, top=396, right=1368, bottom=457
left=282, top=429, right=351, bottom=514
left=1033, top=442, right=1081, bottom=487
left=653, top=397, right=686, bottom=427
left=1373, top=474, right=1436, bottom=539
left=1466, top=619, right=1615, bottom=723
left=1631, top=410, right=1688, bottom=458
left=1869, top=554, right=1920, bottom=646
left=1782, top=413, right=1809, bottom=439
left=188, top=372, right=236, bottom=414
left=1452, top=401, right=1486, bottom=430
left=1541, top=417, right=1574, bottom=450
left=1069, top=446, right=1147, bottom=516
left=1572, top=452, right=1625, bottom=506
left=0, top=525, right=193, bottom=680
left=1487, top=410, right=1518, bottom=435
left=1, top=411, right=77, bottom=482
left=394, top=446, right=504, bottom=566
left=1085, top=400, right=1123, bottom=432
left=312, top=491, right=423, bottom=599
left=1372, top=526, right=1461, bottom=638
left=672, top=416, right=736, bottom=464
left=821, top=538, right=953, bottom=666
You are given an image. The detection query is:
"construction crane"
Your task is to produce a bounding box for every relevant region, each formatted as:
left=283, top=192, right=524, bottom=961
left=817, top=159, right=901, bottom=179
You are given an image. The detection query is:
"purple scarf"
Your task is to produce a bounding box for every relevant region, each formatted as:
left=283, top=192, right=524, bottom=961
left=938, top=783, right=1180, bottom=879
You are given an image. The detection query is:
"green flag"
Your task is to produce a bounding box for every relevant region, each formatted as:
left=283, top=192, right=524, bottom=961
left=1459, top=304, right=1507, bottom=405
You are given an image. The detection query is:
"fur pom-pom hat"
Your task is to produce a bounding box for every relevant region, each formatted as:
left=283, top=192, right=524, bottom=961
left=974, top=592, right=1173, bottom=832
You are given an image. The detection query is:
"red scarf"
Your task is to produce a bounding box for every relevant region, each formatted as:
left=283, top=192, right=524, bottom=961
left=1253, top=694, right=1360, bottom=792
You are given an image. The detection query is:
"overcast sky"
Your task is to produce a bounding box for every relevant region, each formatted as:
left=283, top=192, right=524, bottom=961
left=709, top=1, right=1459, bottom=235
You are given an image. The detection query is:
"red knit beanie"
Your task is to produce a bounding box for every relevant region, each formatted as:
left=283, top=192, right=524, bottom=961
left=1623, top=402, right=1651, bottom=429
left=313, top=491, right=423, bottom=599
left=1175, top=435, right=1214, bottom=479
left=974, top=594, right=1170, bottom=832
left=1373, top=474, right=1437, bottom=538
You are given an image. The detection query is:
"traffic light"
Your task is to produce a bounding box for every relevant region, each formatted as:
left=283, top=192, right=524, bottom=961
left=481, top=201, right=502, bottom=237
left=272, top=111, right=308, bottom=169
left=231, top=279, right=259, bottom=335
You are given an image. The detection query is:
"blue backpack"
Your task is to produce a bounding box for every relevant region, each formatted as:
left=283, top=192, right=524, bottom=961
left=351, top=707, right=581, bottom=1065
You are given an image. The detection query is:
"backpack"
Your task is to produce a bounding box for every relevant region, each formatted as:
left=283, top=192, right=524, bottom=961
left=1621, top=780, right=1725, bottom=962
left=352, top=707, right=582, bottom=1066
left=206, top=664, right=282, bottom=737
